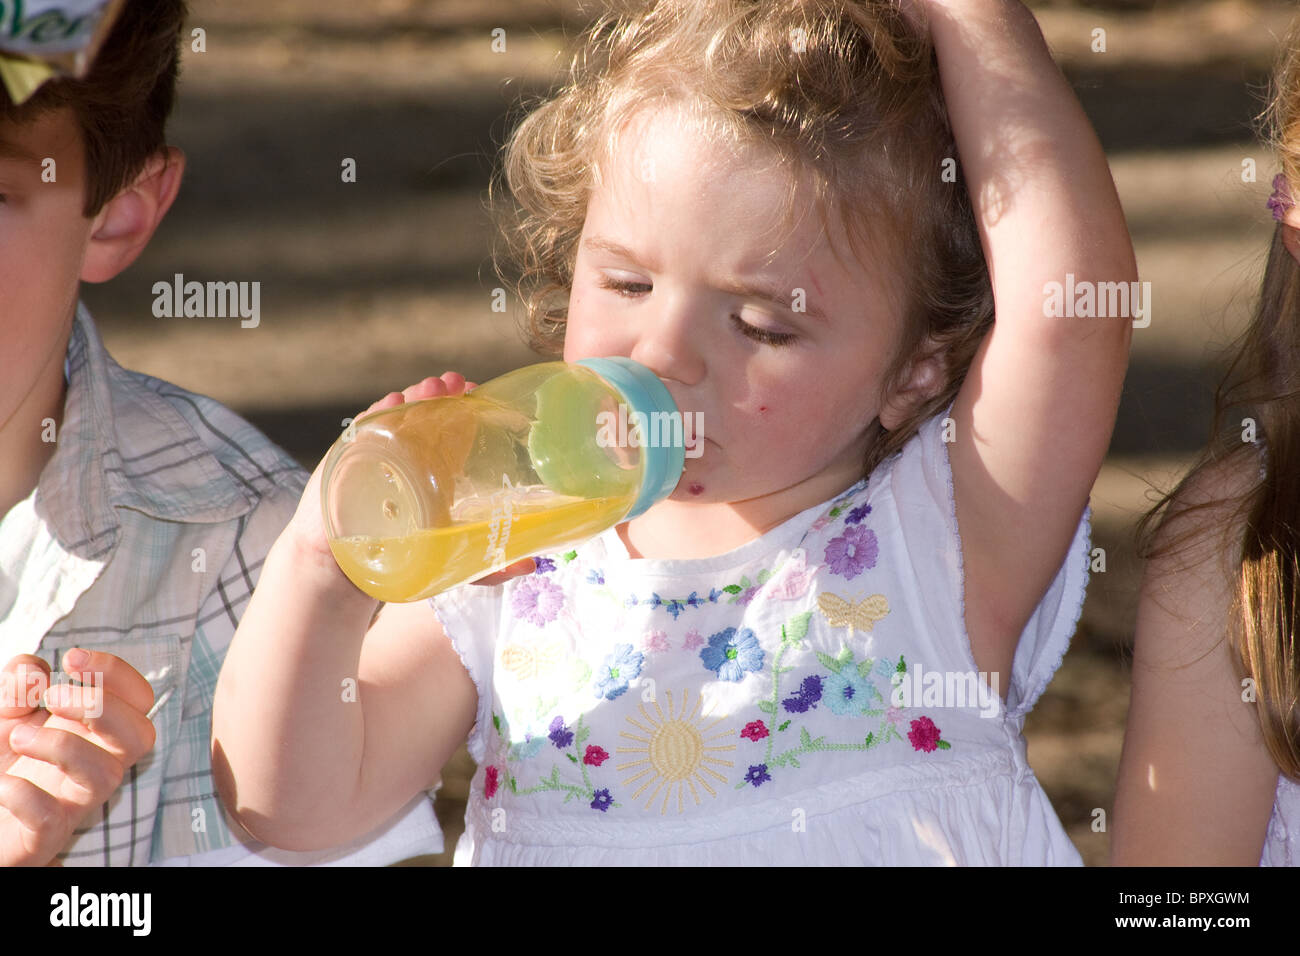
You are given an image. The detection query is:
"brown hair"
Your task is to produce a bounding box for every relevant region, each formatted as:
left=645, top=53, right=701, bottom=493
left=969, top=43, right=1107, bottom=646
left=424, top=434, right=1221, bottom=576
left=492, top=0, right=993, bottom=476
left=1135, top=21, right=1300, bottom=778
left=1, top=0, right=188, bottom=216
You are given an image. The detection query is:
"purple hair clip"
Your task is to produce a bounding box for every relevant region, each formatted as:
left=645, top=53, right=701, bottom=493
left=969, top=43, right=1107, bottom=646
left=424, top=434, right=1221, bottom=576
left=1268, top=172, right=1294, bottom=222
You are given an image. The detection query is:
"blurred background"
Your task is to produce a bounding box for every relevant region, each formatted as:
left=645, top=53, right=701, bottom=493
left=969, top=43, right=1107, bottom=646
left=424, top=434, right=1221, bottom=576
left=80, top=0, right=1300, bottom=866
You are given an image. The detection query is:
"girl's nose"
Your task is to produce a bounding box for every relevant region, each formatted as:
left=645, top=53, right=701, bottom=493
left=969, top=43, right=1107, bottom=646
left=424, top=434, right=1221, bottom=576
left=628, top=300, right=706, bottom=386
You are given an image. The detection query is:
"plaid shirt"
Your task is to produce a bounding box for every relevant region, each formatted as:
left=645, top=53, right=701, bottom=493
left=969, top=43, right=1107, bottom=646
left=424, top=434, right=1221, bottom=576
left=0, top=305, right=443, bottom=865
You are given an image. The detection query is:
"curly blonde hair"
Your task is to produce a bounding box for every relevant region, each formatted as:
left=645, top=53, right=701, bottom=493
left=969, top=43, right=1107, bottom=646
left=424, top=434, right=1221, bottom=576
left=492, top=0, right=993, bottom=476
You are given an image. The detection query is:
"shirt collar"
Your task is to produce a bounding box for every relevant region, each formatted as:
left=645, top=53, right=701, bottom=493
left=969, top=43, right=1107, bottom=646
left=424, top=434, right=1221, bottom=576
left=36, top=304, right=255, bottom=557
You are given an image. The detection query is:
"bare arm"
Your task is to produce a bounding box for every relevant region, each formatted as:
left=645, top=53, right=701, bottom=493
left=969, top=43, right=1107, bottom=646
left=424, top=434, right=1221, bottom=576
left=1112, top=454, right=1278, bottom=864
left=211, top=374, right=522, bottom=851
left=922, top=0, right=1135, bottom=686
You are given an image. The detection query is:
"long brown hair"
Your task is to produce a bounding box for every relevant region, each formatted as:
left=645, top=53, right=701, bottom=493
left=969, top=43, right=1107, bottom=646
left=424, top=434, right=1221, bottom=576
left=490, top=0, right=993, bottom=477
left=1135, top=23, right=1300, bottom=778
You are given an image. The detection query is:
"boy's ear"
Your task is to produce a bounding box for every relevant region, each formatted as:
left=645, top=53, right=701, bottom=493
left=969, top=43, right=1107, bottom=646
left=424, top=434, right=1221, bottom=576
left=879, top=334, right=947, bottom=432
left=80, top=146, right=185, bottom=283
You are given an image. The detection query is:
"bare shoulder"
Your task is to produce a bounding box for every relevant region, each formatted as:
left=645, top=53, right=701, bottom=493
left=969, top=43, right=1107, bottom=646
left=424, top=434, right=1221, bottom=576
left=1112, top=446, right=1279, bottom=865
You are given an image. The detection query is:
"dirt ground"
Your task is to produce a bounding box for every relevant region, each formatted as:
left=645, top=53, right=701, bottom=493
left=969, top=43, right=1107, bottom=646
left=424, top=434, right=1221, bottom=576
left=79, top=0, right=1300, bottom=867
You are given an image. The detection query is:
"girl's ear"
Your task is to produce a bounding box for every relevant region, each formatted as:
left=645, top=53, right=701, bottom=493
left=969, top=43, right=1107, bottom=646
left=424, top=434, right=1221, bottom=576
left=879, top=335, right=947, bottom=432
left=80, top=147, right=185, bottom=283
left=1283, top=221, right=1300, bottom=267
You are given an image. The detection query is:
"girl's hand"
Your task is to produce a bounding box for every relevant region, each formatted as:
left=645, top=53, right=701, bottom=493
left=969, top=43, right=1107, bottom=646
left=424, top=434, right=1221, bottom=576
left=283, top=372, right=534, bottom=592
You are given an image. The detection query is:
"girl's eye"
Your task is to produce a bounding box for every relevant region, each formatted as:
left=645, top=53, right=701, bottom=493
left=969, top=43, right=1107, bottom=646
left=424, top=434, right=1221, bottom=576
left=599, top=277, right=651, bottom=296
left=599, top=277, right=796, bottom=348
left=731, top=314, right=797, bottom=348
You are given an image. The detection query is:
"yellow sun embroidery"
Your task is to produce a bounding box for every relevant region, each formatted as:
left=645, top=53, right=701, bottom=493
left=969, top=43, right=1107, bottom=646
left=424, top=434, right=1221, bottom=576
left=616, top=689, right=736, bottom=814
left=817, top=591, right=889, bottom=633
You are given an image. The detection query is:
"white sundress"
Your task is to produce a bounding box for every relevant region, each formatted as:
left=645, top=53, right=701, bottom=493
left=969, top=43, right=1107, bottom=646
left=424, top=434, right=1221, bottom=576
left=431, top=409, right=1090, bottom=865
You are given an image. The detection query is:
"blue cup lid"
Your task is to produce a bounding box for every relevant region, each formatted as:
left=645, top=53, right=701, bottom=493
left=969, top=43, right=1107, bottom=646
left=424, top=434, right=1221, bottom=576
left=577, top=358, right=685, bottom=519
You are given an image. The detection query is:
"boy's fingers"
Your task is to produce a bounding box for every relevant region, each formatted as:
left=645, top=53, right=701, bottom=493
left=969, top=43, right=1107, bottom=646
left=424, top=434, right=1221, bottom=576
left=42, top=686, right=157, bottom=765
left=0, top=657, right=50, bottom=718
left=7, top=725, right=124, bottom=802
left=60, top=649, right=154, bottom=717
left=0, top=774, right=64, bottom=857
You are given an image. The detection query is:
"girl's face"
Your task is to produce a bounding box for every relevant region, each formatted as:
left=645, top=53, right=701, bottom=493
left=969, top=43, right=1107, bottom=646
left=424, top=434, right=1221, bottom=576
left=564, top=107, right=923, bottom=509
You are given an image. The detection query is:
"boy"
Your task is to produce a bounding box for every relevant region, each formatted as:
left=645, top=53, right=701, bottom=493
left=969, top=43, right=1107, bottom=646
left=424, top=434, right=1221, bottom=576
left=0, top=0, right=443, bottom=864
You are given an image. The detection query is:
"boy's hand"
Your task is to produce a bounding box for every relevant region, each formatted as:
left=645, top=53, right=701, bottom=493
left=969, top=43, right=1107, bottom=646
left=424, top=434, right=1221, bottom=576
left=0, top=650, right=156, bottom=867
left=285, top=372, right=535, bottom=592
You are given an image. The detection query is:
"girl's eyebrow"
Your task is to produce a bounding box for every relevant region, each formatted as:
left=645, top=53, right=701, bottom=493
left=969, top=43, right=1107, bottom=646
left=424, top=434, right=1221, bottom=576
left=582, top=234, right=829, bottom=324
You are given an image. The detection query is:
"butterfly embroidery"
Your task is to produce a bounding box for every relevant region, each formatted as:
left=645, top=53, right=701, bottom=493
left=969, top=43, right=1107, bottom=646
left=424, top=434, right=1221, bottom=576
left=501, top=640, right=565, bottom=681
left=781, top=674, right=824, bottom=714
left=817, top=592, right=890, bottom=632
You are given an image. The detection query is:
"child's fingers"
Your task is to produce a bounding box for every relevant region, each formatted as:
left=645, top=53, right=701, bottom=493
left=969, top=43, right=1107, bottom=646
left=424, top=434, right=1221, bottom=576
left=401, top=371, right=469, bottom=404
left=354, top=372, right=471, bottom=423
left=6, top=724, right=124, bottom=802
left=355, top=391, right=405, bottom=422
left=0, top=657, right=50, bottom=719
left=471, top=557, right=537, bottom=586
left=41, top=685, right=157, bottom=765
left=59, top=649, right=154, bottom=718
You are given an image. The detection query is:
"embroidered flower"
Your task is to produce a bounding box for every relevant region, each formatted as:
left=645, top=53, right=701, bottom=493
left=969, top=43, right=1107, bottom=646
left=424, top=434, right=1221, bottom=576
left=782, top=674, right=824, bottom=713
left=700, top=627, right=764, bottom=682
left=846, top=503, right=873, bottom=525
left=810, top=515, right=831, bottom=532
left=533, top=556, right=556, bottom=574
left=508, top=733, right=546, bottom=761
left=874, top=657, right=897, bottom=679
left=642, top=630, right=670, bottom=653
left=740, top=720, right=769, bottom=742
left=682, top=629, right=704, bottom=651
left=885, top=706, right=907, bottom=726
left=586, top=568, right=605, bottom=585
left=824, top=525, right=878, bottom=580
left=593, top=644, right=643, bottom=700
left=763, top=550, right=816, bottom=601
left=511, top=575, right=564, bottom=626
left=584, top=745, right=609, bottom=767
left=590, top=788, right=613, bottom=812
left=744, top=764, right=771, bottom=788
left=548, top=716, right=574, bottom=749
left=824, top=668, right=876, bottom=717
left=485, top=766, right=500, bottom=799
left=908, top=716, right=942, bottom=753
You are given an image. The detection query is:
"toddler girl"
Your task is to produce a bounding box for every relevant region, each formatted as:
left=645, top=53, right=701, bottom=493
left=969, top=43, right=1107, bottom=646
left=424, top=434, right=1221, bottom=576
left=1114, top=21, right=1300, bottom=867
left=212, top=0, right=1135, bottom=865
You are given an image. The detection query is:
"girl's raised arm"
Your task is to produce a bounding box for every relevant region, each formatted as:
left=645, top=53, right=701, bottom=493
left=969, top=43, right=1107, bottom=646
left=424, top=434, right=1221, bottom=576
left=922, top=0, right=1135, bottom=684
